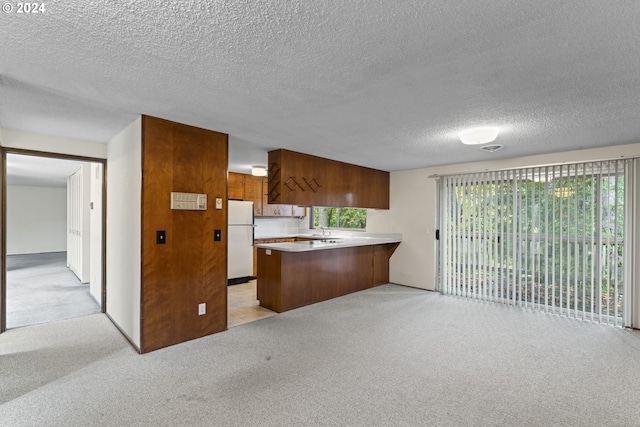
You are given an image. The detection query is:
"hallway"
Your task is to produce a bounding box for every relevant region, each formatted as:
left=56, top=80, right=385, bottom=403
left=6, top=252, right=100, bottom=329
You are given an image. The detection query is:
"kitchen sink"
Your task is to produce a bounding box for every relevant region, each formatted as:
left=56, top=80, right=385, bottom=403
left=302, top=239, right=340, bottom=245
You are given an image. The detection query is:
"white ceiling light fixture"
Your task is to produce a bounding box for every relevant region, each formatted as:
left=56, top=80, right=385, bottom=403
left=251, top=165, right=267, bottom=176
left=459, top=127, right=500, bottom=145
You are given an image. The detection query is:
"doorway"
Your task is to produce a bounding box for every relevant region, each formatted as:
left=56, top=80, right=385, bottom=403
left=1, top=149, right=106, bottom=331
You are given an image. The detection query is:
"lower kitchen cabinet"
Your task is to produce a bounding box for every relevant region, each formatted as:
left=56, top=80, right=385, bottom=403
left=256, top=243, right=399, bottom=313
left=253, top=238, right=296, bottom=276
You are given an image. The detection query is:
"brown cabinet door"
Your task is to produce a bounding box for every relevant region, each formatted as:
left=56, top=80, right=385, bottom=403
left=244, top=175, right=263, bottom=216
left=228, top=172, right=245, bottom=200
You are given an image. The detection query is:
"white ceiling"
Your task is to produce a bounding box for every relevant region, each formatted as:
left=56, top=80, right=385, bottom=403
left=6, top=154, right=88, bottom=187
left=1, top=1, right=640, bottom=177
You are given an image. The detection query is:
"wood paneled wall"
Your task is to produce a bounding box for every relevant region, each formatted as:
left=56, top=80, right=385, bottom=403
left=141, top=116, right=228, bottom=353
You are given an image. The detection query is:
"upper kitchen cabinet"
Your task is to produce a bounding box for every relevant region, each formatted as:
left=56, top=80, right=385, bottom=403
left=228, top=172, right=245, bottom=200
left=267, top=149, right=390, bottom=209
left=262, top=178, right=297, bottom=217
left=244, top=174, right=264, bottom=216
left=227, top=172, right=304, bottom=217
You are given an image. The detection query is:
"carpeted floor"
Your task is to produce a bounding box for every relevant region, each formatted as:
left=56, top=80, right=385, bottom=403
left=2, top=284, right=640, bottom=426
left=6, top=252, right=101, bottom=329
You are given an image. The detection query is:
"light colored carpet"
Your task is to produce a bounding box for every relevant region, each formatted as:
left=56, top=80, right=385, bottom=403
left=6, top=252, right=101, bottom=329
left=2, top=284, right=640, bottom=426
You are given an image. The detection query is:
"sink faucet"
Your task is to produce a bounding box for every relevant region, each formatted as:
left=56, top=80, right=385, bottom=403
left=319, top=227, right=326, bottom=236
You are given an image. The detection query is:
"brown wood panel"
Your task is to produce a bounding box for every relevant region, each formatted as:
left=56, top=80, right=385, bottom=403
left=280, top=252, right=315, bottom=311
left=372, top=243, right=399, bottom=286
left=141, top=115, right=228, bottom=353
left=256, top=248, right=282, bottom=312
left=253, top=246, right=257, bottom=277
left=228, top=172, right=245, bottom=200
left=372, top=244, right=390, bottom=286
left=340, top=246, right=374, bottom=293
left=268, top=149, right=389, bottom=209
left=285, top=250, right=335, bottom=307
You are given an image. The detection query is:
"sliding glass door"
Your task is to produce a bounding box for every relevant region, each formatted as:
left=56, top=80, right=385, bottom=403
left=439, top=160, right=634, bottom=326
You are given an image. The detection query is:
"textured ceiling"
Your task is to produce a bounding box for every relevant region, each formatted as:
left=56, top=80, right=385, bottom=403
left=1, top=1, right=640, bottom=175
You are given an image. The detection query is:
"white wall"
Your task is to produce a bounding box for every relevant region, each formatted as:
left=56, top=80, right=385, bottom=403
left=0, top=128, right=107, bottom=159
left=89, top=163, right=103, bottom=306
left=367, top=141, right=640, bottom=291
left=106, top=116, right=142, bottom=348
left=255, top=216, right=307, bottom=238
left=6, top=185, right=67, bottom=255
left=81, top=164, right=91, bottom=282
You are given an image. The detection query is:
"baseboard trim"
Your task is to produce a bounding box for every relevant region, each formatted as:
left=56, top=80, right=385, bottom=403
left=105, top=312, right=141, bottom=354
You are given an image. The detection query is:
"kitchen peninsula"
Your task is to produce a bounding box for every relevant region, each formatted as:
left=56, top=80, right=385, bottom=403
left=256, top=234, right=401, bottom=312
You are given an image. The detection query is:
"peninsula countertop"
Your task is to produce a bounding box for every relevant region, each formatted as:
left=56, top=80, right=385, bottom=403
left=254, top=233, right=402, bottom=252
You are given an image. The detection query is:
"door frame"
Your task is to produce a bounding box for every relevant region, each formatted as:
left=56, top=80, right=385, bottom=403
left=0, top=147, right=107, bottom=333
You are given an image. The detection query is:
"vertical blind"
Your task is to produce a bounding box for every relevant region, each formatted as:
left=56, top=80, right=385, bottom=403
left=439, top=160, right=632, bottom=326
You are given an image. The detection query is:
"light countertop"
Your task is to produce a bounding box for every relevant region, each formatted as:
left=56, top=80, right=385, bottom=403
left=254, top=233, right=402, bottom=252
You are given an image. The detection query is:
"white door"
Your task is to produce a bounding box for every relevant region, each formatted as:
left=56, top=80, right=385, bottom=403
left=67, top=169, right=82, bottom=280
left=67, top=166, right=91, bottom=283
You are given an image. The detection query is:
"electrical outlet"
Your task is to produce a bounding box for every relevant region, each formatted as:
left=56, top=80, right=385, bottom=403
left=198, top=303, right=206, bottom=315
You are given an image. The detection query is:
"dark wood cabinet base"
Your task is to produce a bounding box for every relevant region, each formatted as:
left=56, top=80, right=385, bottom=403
left=257, top=243, right=398, bottom=313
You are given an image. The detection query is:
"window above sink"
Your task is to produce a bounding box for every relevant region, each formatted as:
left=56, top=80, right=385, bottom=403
left=310, top=207, right=367, bottom=231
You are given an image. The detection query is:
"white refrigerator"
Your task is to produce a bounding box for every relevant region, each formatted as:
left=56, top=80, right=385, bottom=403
left=228, top=200, right=255, bottom=284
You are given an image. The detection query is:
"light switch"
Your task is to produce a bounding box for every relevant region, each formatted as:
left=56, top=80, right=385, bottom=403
left=215, top=198, right=222, bottom=209
left=198, top=303, right=206, bottom=315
